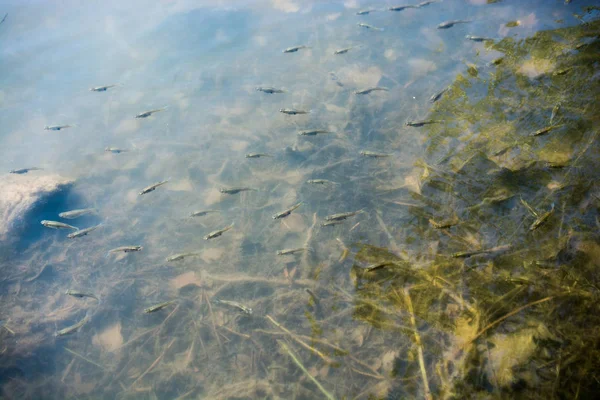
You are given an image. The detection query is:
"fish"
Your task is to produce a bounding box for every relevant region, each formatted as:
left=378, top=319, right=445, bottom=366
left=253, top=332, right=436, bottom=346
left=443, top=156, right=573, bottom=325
left=405, top=119, right=443, bottom=127
left=437, top=20, right=472, bottom=29
left=67, top=225, right=101, bottom=239
left=220, top=187, right=257, bottom=194
left=452, top=244, right=511, bottom=258
left=65, top=289, right=99, bottom=301
left=417, top=0, right=438, bottom=6
left=90, top=84, right=117, bottom=92
left=277, top=247, right=309, bottom=255
left=553, top=67, right=572, bottom=76
left=273, top=202, right=303, bottom=219
left=355, top=87, right=389, bottom=95
left=358, top=23, right=384, bottom=31
left=139, top=179, right=169, bottom=195
left=465, top=35, right=494, bottom=42
left=360, top=151, right=391, bottom=158
left=0, top=13, right=7, bottom=25
left=325, top=210, right=364, bottom=221
left=59, top=208, right=97, bottom=219
left=428, top=218, right=459, bottom=229
left=280, top=108, right=309, bottom=115
left=108, top=245, right=143, bottom=253
left=204, top=223, right=234, bottom=240
left=190, top=210, right=219, bottom=217
left=214, top=299, right=252, bottom=315
left=166, top=252, right=201, bottom=262
left=298, top=129, right=331, bottom=136
left=307, top=179, right=338, bottom=185
left=356, top=9, right=376, bottom=15
left=530, top=204, right=555, bottom=231
left=550, top=103, right=561, bottom=124
left=144, top=300, right=176, bottom=313
left=388, top=5, right=418, bottom=11
left=321, top=220, right=345, bottom=227
left=530, top=125, right=561, bottom=137
left=135, top=107, right=166, bottom=118
left=55, top=315, right=90, bottom=337
left=364, top=262, right=395, bottom=272
left=41, top=220, right=78, bottom=230
left=44, top=125, right=72, bottom=131
left=9, top=167, right=42, bottom=174
left=245, top=153, right=272, bottom=158
left=428, top=88, right=448, bottom=103
left=283, top=45, right=310, bottom=53
left=487, top=57, right=504, bottom=67
left=334, top=46, right=359, bottom=55
left=256, top=87, right=285, bottom=94
left=105, top=147, right=128, bottom=154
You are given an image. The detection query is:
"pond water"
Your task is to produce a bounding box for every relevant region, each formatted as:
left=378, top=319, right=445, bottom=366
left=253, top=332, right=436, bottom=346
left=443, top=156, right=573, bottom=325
left=1, top=0, right=599, bottom=399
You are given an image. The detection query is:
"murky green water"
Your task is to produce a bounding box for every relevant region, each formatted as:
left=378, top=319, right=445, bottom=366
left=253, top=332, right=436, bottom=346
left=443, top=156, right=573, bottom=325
left=1, top=1, right=599, bottom=399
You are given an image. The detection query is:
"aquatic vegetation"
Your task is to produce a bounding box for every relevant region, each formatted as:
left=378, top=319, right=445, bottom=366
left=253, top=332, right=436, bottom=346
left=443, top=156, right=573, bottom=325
left=1, top=2, right=599, bottom=400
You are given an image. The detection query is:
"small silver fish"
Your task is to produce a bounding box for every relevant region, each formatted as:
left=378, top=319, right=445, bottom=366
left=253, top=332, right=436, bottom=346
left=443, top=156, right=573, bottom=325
left=108, top=245, right=143, bottom=253
left=358, top=23, right=384, bottom=31
left=190, top=210, right=219, bottom=217
left=214, top=299, right=252, bottom=315
left=283, top=45, right=310, bottom=53
left=325, top=210, right=364, bottom=221
left=65, top=289, right=99, bottom=301
left=276, top=247, right=308, bottom=255
left=256, top=87, right=285, bottom=94
left=140, top=179, right=169, bottom=195
left=44, top=125, right=72, bottom=131
left=9, top=167, right=42, bottom=174
left=405, top=119, right=443, bottom=127
left=428, top=87, right=448, bottom=103
left=41, top=220, right=78, bottom=230
left=135, top=108, right=166, bottom=118
left=355, top=87, right=389, bottom=95
left=356, top=9, right=376, bottom=15
left=166, top=252, right=201, bottom=262
left=204, top=223, right=234, bottom=240
left=307, top=179, right=338, bottom=185
left=55, top=315, right=90, bottom=337
left=246, top=153, right=272, bottom=158
left=59, top=208, right=97, bottom=219
left=90, top=84, right=117, bottom=92
left=105, top=147, right=128, bottom=154
left=360, top=150, right=391, bottom=158
left=67, top=224, right=101, bottom=239
left=220, top=187, right=256, bottom=194
left=322, top=220, right=345, bottom=227
left=437, top=20, right=472, bottom=29
left=298, top=129, right=331, bottom=136
left=417, top=0, right=438, bottom=6
left=334, top=46, right=358, bottom=55
left=530, top=204, right=555, bottom=231
left=273, top=202, right=303, bottom=219
left=144, top=300, right=176, bottom=313
left=388, top=5, right=418, bottom=11
left=530, top=125, right=561, bottom=137
left=465, top=35, right=494, bottom=42
left=280, top=108, right=309, bottom=115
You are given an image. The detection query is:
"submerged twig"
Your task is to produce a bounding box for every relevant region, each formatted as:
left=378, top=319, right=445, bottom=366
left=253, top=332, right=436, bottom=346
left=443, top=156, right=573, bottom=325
left=266, top=315, right=337, bottom=365
left=402, top=289, right=432, bottom=400
left=129, top=338, right=175, bottom=388
left=279, top=341, right=336, bottom=400
left=64, top=347, right=106, bottom=371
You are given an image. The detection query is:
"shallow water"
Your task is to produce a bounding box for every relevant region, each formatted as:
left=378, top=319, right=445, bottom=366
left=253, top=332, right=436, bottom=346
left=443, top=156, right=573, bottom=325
left=1, top=1, right=599, bottom=399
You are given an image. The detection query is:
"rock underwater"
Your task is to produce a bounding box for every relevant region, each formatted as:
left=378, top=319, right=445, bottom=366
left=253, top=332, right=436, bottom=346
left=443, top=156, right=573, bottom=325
left=0, top=173, right=74, bottom=243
